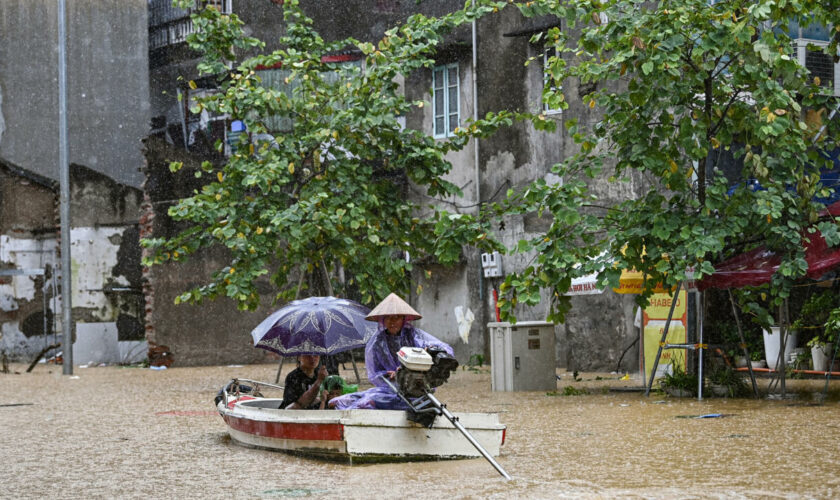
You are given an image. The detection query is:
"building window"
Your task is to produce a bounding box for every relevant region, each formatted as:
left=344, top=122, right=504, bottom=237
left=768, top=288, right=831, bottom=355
left=543, top=45, right=563, bottom=114
left=256, top=57, right=363, bottom=133
left=794, top=39, right=839, bottom=96
left=255, top=67, right=298, bottom=133
left=148, top=0, right=233, bottom=50
left=433, top=63, right=460, bottom=138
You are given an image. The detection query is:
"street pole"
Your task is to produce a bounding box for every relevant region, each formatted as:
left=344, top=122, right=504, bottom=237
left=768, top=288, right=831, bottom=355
left=58, top=0, right=73, bottom=375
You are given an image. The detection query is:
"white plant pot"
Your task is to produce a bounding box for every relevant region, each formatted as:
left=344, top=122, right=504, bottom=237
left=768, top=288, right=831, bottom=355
left=709, top=383, right=731, bottom=397
left=763, top=326, right=798, bottom=371
left=734, top=356, right=748, bottom=368
left=750, top=359, right=766, bottom=369
left=811, top=343, right=834, bottom=372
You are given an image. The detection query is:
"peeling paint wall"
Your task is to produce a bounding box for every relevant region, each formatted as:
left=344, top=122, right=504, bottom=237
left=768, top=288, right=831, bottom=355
left=0, top=235, right=60, bottom=359
left=0, top=163, right=59, bottom=360
left=406, top=7, right=644, bottom=371
left=476, top=10, right=642, bottom=372
left=0, top=1, right=149, bottom=363
left=70, top=227, right=130, bottom=317
left=0, top=235, right=57, bottom=303
left=0, top=162, right=145, bottom=363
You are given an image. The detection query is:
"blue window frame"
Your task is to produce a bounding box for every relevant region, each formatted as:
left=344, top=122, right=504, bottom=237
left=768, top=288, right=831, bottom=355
left=433, top=63, right=460, bottom=138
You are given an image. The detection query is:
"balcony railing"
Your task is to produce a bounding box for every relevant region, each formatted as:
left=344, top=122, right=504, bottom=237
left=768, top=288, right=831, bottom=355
left=148, top=0, right=232, bottom=50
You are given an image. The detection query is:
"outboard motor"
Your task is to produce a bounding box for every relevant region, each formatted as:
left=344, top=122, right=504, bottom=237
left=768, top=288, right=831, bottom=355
left=425, top=346, right=459, bottom=388
left=395, top=346, right=459, bottom=398
left=395, top=347, right=433, bottom=397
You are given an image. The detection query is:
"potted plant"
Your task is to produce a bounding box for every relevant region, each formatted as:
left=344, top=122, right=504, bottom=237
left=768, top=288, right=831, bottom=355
left=808, top=306, right=840, bottom=372
left=659, top=365, right=697, bottom=397
left=712, top=320, right=749, bottom=367
left=762, top=324, right=798, bottom=371
left=707, top=366, right=749, bottom=398
left=792, top=291, right=833, bottom=331
left=749, top=350, right=766, bottom=369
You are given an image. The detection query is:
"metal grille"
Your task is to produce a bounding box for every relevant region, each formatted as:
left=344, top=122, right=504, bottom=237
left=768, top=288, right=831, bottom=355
left=148, top=0, right=232, bottom=50
left=806, top=49, right=834, bottom=88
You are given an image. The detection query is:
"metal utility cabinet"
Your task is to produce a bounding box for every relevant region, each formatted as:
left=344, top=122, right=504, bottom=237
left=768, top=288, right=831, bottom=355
left=488, top=321, right=556, bottom=391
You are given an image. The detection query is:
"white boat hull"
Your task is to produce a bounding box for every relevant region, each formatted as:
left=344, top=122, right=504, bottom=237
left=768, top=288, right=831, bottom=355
left=218, top=396, right=506, bottom=462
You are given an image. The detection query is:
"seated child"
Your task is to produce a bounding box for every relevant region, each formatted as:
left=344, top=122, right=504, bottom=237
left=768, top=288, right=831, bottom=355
left=319, top=375, right=347, bottom=409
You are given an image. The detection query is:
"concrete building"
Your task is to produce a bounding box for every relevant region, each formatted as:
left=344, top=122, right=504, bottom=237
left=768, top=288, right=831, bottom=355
left=0, top=1, right=149, bottom=363
left=143, top=0, right=643, bottom=370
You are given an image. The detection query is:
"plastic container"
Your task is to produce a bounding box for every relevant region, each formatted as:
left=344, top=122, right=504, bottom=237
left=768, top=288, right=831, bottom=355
left=762, top=327, right=798, bottom=371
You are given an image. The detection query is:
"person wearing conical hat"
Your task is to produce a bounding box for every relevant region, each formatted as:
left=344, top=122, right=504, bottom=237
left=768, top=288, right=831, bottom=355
left=328, top=293, right=454, bottom=410
left=362, top=293, right=453, bottom=388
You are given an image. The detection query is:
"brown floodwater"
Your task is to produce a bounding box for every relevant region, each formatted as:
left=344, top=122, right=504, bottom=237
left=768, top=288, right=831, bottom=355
left=2, top=362, right=839, bottom=499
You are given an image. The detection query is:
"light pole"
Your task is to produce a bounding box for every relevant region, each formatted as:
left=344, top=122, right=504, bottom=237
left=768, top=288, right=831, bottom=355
left=58, top=0, right=73, bottom=375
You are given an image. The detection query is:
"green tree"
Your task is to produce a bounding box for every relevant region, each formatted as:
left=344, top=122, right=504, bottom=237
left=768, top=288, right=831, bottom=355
left=143, top=0, right=509, bottom=309
left=498, top=0, right=840, bottom=323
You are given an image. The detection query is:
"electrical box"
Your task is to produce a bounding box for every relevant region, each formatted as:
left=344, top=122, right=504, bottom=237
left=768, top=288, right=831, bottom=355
left=488, top=321, right=556, bottom=391
left=481, top=251, right=503, bottom=277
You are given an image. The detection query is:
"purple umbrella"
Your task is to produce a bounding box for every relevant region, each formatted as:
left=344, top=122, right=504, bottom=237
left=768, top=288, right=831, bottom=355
left=251, top=296, right=377, bottom=356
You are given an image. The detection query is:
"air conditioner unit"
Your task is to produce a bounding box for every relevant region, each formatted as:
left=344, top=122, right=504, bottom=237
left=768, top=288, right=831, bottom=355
left=793, top=38, right=840, bottom=96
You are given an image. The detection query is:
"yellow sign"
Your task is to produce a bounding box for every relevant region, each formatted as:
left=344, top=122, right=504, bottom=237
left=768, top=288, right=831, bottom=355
left=645, top=290, right=686, bottom=320
left=640, top=290, right=689, bottom=382
left=612, top=269, right=673, bottom=294
left=643, top=320, right=687, bottom=381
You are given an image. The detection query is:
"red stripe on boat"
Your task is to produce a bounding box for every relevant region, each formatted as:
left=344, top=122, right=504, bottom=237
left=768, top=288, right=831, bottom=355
left=226, top=396, right=256, bottom=408
left=226, top=415, right=344, bottom=441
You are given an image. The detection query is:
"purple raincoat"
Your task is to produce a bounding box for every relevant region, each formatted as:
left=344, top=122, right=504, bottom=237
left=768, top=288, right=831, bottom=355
left=331, top=322, right=453, bottom=410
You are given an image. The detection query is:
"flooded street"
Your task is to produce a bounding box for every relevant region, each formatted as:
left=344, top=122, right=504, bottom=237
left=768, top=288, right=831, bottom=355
left=2, top=362, right=840, bottom=499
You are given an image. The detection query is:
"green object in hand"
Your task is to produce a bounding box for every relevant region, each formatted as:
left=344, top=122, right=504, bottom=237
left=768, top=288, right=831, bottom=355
left=320, top=375, right=357, bottom=394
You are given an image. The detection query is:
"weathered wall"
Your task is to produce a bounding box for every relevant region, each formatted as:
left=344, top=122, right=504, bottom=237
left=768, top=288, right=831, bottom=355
left=141, top=136, right=276, bottom=366
left=0, top=161, right=58, bottom=360
left=0, top=235, right=59, bottom=360
left=0, top=0, right=150, bottom=187
left=68, top=165, right=144, bottom=331
left=0, top=161, right=146, bottom=363
left=403, top=43, right=485, bottom=356
left=468, top=8, right=642, bottom=372
left=412, top=251, right=484, bottom=363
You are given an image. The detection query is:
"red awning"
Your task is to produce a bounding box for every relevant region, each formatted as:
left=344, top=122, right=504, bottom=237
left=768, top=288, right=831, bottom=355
left=698, top=201, right=840, bottom=290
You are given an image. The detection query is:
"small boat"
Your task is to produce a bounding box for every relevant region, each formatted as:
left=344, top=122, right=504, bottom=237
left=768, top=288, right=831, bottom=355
left=216, top=379, right=506, bottom=463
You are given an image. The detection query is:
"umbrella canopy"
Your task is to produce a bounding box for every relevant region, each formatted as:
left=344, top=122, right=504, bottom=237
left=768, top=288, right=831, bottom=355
left=698, top=201, right=840, bottom=290
left=251, top=296, right=377, bottom=356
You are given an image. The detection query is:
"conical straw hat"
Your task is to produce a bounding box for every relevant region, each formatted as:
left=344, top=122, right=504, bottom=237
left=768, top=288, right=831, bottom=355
left=365, top=293, right=422, bottom=321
